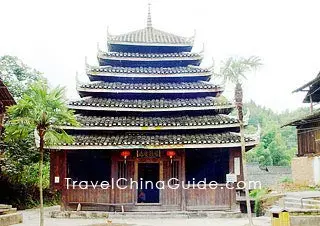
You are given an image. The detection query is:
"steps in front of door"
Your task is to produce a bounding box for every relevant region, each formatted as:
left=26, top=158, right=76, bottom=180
left=0, top=204, right=23, bottom=226
left=51, top=210, right=245, bottom=219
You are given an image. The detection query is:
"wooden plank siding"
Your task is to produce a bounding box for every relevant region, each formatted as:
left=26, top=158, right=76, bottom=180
left=297, top=123, right=320, bottom=156
left=185, top=185, right=232, bottom=210
left=51, top=149, right=240, bottom=211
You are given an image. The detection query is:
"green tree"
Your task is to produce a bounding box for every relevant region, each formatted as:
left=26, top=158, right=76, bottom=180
left=0, top=55, right=44, bottom=99
left=216, top=56, right=262, bottom=226
left=5, top=82, right=78, bottom=226
left=245, top=101, right=308, bottom=166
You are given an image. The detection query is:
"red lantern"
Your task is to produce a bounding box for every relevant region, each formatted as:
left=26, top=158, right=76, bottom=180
left=166, top=150, right=176, bottom=164
left=120, top=150, right=131, bottom=164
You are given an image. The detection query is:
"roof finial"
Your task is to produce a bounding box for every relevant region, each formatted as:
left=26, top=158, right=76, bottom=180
left=147, top=2, right=152, bottom=28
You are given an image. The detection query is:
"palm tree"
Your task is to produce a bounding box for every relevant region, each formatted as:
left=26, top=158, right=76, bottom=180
left=216, top=56, right=262, bottom=226
left=4, top=82, right=78, bottom=226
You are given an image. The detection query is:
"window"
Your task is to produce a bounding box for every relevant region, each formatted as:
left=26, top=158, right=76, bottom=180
left=185, top=149, right=229, bottom=183
left=117, top=161, right=128, bottom=185
left=67, top=150, right=111, bottom=183
left=170, top=161, right=179, bottom=185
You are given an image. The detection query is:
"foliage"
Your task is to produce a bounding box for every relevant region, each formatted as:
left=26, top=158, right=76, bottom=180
left=216, top=56, right=262, bottom=84
left=250, top=188, right=269, bottom=216
left=0, top=173, right=60, bottom=210
left=4, top=82, right=78, bottom=225
left=245, top=101, right=309, bottom=166
left=0, top=55, right=44, bottom=99
left=0, top=55, right=49, bottom=194
left=281, top=176, right=294, bottom=183
left=4, top=82, right=78, bottom=144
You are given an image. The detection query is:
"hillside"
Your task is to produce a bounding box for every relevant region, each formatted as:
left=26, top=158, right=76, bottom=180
left=245, top=101, right=309, bottom=166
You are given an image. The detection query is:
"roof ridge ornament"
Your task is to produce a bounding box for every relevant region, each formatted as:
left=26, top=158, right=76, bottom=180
left=75, top=71, right=84, bottom=89
left=147, top=2, right=152, bottom=28
left=97, top=42, right=102, bottom=53
left=85, top=56, right=90, bottom=71
left=107, top=26, right=111, bottom=41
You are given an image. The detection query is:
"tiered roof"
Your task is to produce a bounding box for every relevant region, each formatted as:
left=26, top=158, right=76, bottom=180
left=87, top=66, right=212, bottom=75
left=98, top=51, right=202, bottom=59
left=61, top=114, right=240, bottom=131
left=107, top=27, right=194, bottom=46
left=68, top=97, right=234, bottom=113
left=53, top=132, right=256, bottom=150
left=79, top=82, right=221, bottom=91
left=50, top=4, right=258, bottom=150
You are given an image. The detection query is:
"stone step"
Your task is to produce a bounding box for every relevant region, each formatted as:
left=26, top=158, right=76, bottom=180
left=284, top=201, right=320, bottom=209
left=0, top=205, right=11, bottom=210
left=51, top=210, right=245, bottom=219
left=0, top=213, right=23, bottom=226
left=0, top=208, right=17, bottom=215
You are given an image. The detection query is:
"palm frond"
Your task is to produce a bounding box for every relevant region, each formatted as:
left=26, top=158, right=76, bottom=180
left=5, top=81, right=78, bottom=145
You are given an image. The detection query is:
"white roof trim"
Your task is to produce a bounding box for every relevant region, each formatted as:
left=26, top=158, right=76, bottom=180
left=67, top=105, right=235, bottom=112
left=59, top=123, right=240, bottom=131
left=48, top=141, right=257, bottom=150
left=97, top=53, right=203, bottom=62
left=87, top=71, right=212, bottom=78
left=76, top=87, right=223, bottom=94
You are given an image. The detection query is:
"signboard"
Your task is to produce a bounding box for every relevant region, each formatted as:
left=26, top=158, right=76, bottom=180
left=234, top=157, right=241, bottom=175
left=226, top=173, right=237, bottom=183
left=136, top=150, right=161, bottom=158
left=54, top=176, right=60, bottom=183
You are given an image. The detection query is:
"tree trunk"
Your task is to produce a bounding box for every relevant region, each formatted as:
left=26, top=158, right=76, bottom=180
left=235, top=82, right=254, bottom=226
left=39, top=134, right=44, bottom=226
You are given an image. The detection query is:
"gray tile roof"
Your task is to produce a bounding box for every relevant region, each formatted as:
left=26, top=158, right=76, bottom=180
left=79, top=82, right=221, bottom=91
left=56, top=132, right=255, bottom=147
left=88, top=66, right=210, bottom=75
left=107, top=27, right=194, bottom=45
left=64, top=114, right=239, bottom=128
left=69, top=97, right=233, bottom=110
left=98, top=51, right=202, bottom=59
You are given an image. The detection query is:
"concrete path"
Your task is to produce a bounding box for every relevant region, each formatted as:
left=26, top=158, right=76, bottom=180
left=14, top=207, right=271, bottom=226
left=285, top=191, right=320, bottom=198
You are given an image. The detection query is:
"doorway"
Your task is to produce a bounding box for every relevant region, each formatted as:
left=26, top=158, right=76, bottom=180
left=137, top=163, right=160, bottom=203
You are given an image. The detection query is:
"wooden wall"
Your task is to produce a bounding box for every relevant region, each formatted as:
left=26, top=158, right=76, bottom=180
left=297, top=123, right=320, bottom=156
left=50, top=148, right=241, bottom=211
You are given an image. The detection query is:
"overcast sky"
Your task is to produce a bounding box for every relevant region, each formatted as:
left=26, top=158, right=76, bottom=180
left=1, top=0, right=320, bottom=112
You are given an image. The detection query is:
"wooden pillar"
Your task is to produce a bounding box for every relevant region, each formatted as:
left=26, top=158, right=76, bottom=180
left=159, top=158, right=163, bottom=204
left=60, top=150, right=67, bottom=211
left=229, top=149, right=241, bottom=211
left=180, top=149, right=186, bottom=211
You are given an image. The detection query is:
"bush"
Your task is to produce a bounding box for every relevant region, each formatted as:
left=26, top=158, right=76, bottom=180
left=281, top=176, right=293, bottom=183
left=0, top=174, right=60, bottom=209
left=0, top=160, right=58, bottom=209
left=250, top=188, right=269, bottom=216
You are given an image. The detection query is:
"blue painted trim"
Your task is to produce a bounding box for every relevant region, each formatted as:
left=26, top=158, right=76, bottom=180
left=88, top=75, right=210, bottom=83
left=108, top=43, right=193, bottom=53
left=98, top=59, right=201, bottom=67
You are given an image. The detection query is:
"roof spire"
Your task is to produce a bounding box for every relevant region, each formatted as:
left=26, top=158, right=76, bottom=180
left=147, top=2, right=152, bottom=28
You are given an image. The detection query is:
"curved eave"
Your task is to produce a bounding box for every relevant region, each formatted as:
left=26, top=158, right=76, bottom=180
left=87, top=71, right=212, bottom=78
left=97, top=53, right=203, bottom=62
left=48, top=141, right=257, bottom=150
left=67, top=105, right=235, bottom=112
left=59, top=123, right=240, bottom=131
left=76, top=87, right=223, bottom=94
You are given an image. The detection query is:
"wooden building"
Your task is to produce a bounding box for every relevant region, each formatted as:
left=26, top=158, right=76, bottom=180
left=0, top=80, right=15, bottom=132
left=0, top=79, right=15, bottom=170
left=49, top=5, right=258, bottom=211
left=285, top=73, right=320, bottom=185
